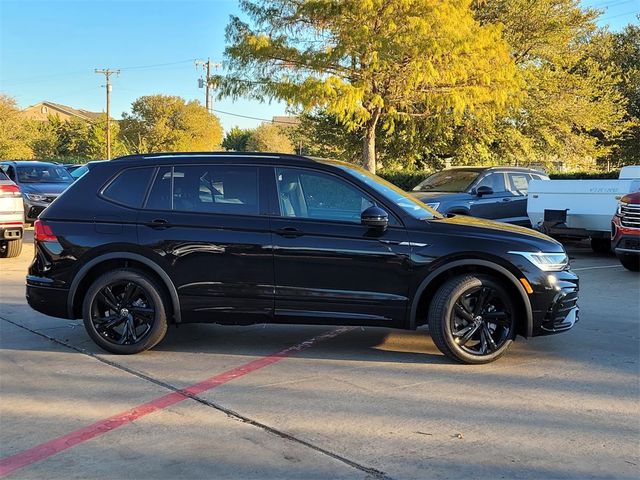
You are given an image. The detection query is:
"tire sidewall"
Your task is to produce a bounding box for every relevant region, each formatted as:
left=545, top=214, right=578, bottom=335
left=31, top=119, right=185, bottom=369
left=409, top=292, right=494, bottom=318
left=82, top=269, right=168, bottom=354
left=441, top=276, right=516, bottom=364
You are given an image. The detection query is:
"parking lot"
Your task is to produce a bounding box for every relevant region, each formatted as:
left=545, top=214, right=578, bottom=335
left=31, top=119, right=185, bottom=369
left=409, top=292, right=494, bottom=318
left=0, top=230, right=638, bottom=480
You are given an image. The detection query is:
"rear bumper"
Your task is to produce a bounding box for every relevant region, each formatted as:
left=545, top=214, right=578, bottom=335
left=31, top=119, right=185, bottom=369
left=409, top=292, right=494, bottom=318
left=0, top=223, right=23, bottom=240
left=26, top=283, right=70, bottom=319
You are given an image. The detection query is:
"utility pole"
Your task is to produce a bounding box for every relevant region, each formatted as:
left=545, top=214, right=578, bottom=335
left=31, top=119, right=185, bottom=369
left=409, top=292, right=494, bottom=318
left=195, top=59, right=220, bottom=113
left=95, top=68, right=120, bottom=159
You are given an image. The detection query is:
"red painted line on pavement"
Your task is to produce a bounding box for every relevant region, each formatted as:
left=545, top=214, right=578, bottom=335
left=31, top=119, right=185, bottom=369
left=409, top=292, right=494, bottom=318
left=0, top=327, right=351, bottom=477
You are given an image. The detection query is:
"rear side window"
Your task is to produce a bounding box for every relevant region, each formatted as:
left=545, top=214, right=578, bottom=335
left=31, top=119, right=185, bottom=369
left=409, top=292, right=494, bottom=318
left=144, top=164, right=259, bottom=215
left=102, top=167, right=154, bottom=208
left=507, top=173, right=531, bottom=194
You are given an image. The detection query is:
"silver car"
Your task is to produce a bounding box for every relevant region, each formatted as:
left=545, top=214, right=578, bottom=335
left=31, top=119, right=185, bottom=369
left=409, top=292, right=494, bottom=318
left=0, top=169, right=24, bottom=258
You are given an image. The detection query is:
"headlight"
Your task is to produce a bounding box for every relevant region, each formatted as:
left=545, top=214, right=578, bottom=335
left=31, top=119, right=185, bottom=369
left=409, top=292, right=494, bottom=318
left=509, top=251, right=569, bottom=271
left=425, top=202, right=440, bottom=211
left=26, top=193, right=46, bottom=202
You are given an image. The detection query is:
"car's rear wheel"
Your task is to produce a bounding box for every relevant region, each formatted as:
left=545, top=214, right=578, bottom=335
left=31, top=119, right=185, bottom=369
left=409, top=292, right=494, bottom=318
left=82, top=269, right=168, bottom=354
left=619, top=254, right=639, bottom=272
left=428, top=275, right=517, bottom=364
left=0, top=239, right=22, bottom=258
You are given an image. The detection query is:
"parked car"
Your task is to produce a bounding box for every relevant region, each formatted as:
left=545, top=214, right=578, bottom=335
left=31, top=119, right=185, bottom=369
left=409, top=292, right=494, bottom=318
left=64, top=164, right=84, bottom=174
left=612, top=192, right=640, bottom=271
left=410, top=167, right=548, bottom=226
left=0, top=169, right=24, bottom=258
left=527, top=166, right=640, bottom=253
left=26, top=153, right=579, bottom=364
left=0, top=161, right=74, bottom=223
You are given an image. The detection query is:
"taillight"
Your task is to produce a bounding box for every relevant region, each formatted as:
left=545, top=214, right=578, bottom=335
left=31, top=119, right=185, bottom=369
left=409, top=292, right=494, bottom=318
left=0, top=183, right=21, bottom=197
left=34, top=220, right=57, bottom=242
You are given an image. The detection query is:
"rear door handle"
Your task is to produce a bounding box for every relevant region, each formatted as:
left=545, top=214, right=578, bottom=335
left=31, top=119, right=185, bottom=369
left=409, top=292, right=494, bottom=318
left=276, top=227, right=304, bottom=238
left=146, top=218, right=171, bottom=229
left=502, top=198, right=512, bottom=202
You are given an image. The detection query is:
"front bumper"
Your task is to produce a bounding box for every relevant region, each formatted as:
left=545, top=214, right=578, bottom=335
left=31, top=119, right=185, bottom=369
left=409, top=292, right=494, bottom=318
left=611, top=215, right=640, bottom=256
left=526, top=269, right=580, bottom=337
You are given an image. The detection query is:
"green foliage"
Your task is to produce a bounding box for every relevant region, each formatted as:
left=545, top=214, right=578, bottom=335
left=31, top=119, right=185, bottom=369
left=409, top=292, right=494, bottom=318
left=0, top=95, right=34, bottom=159
left=120, top=95, right=223, bottom=153
left=222, top=126, right=252, bottom=151
left=246, top=123, right=294, bottom=153
left=214, top=0, right=521, bottom=172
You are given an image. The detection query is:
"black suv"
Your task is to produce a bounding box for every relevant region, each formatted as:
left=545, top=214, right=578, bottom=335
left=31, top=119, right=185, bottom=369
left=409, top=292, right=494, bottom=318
left=411, top=167, right=549, bottom=226
left=26, top=153, right=579, bottom=364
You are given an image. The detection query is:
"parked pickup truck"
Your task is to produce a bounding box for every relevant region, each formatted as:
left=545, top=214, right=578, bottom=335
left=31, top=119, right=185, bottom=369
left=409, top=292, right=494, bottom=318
left=612, top=192, right=640, bottom=271
left=527, top=166, right=640, bottom=253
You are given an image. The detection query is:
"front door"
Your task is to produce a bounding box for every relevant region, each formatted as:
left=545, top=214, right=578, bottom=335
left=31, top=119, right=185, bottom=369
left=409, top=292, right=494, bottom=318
left=269, top=166, right=411, bottom=327
left=469, top=172, right=519, bottom=222
left=137, top=162, right=274, bottom=324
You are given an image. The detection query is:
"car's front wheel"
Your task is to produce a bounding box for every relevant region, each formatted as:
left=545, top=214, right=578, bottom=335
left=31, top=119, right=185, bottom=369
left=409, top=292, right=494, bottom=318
left=618, top=254, right=639, bottom=272
left=82, top=268, right=169, bottom=354
left=428, top=274, right=517, bottom=364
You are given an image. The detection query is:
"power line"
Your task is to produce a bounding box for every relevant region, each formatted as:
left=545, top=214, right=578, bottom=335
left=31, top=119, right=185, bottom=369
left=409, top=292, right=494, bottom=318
left=600, top=9, right=639, bottom=20
left=116, top=59, right=196, bottom=71
left=212, top=109, right=294, bottom=125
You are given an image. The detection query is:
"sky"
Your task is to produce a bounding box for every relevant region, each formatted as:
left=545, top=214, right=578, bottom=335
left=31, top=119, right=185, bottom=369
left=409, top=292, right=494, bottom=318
left=0, top=0, right=638, bottom=133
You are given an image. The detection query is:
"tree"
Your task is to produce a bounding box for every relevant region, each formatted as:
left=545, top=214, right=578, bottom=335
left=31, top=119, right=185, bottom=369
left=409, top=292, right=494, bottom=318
left=475, top=0, right=629, bottom=169
left=0, top=95, right=33, bottom=159
left=213, top=0, right=521, bottom=173
left=120, top=95, right=223, bottom=153
left=222, top=126, right=252, bottom=151
left=246, top=123, right=294, bottom=153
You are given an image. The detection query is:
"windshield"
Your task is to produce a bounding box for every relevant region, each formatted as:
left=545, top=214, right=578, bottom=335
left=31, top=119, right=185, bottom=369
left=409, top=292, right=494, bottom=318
left=71, top=165, right=89, bottom=179
left=338, top=165, right=440, bottom=220
left=17, top=165, right=73, bottom=184
left=412, top=170, right=480, bottom=193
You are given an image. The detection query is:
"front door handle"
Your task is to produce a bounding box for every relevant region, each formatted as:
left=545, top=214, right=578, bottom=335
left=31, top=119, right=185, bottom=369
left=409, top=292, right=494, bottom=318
left=146, top=218, right=171, bottom=230
left=502, top=198, right=512, bottom=202
left=276, top=227, right=304, bottom=238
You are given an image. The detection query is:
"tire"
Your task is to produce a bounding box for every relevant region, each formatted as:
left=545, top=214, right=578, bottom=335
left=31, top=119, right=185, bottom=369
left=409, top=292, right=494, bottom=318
left=0, top=239, right=22, bottom=258
left=428, top=274, right=517, bottom=364
left=82, top=268, right=169, bottom=354
left=590, top=237, right=611, bottom=254
left=619, top=254, right=640, bottom=272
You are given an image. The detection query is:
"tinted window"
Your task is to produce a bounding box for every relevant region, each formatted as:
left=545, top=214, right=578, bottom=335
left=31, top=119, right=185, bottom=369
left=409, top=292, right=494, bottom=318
left=145, top=167, right=172, bottom=210
left=507, top=173, right=531, bottom=194
left=0, top=170, right=8, bottom=181
left=151, top=165, right=259, bottom=215
left=475, top=173, right=506, bottom=193
left=16, top=165, right=73, bottom=183
left=102, top=167, right=154, bottom=208
left=276, top=168, right=375, bottom=223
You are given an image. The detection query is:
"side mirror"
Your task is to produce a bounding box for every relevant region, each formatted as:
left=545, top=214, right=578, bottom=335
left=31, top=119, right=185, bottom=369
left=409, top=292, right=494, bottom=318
left=361, top=205, right=388, bottom=230
left=476, top=186, right=493, bottom=197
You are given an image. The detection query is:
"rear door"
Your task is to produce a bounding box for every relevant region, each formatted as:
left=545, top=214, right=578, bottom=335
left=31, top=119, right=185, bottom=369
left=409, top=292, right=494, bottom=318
left=137, top=162, right=274, bottom=324
left=269, top=166, right=411, bottom=327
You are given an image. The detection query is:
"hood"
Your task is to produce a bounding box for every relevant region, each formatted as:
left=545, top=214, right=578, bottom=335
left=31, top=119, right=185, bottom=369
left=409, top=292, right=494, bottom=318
left=430, top=214, right=564, bottom=253
left=410, top=191, right=471, bottom=203
left=19, top=182, right=71, bottom=195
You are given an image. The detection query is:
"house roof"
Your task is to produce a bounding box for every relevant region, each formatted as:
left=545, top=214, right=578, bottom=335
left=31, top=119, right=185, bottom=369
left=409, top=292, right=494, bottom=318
left=24, top=101, right=103, bottom=121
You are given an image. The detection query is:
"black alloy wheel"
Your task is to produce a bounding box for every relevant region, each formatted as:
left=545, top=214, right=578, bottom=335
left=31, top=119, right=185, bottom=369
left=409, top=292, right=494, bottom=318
left=83, top=269, right=168, bottom=354
left=428, top=275, right=517, bottom=364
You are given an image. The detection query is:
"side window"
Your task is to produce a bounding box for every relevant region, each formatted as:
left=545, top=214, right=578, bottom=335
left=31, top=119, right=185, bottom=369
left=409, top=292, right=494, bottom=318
left=171, top=164, right=259, bottom=215
left=276, top=168, right=375, bottom=223
left=6, top=166, right=16, bottom=182
left=145, top=167, right=172, bottom=211
left=476, top=173, right=506, bottom=193
left=507, top=173, right=531, bottom=195
left=102, top=167, right=154, bottom=208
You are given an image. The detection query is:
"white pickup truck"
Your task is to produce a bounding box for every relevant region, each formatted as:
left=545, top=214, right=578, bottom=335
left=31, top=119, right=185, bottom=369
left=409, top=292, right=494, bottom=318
left=527, top=166, right=640, bottom=253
